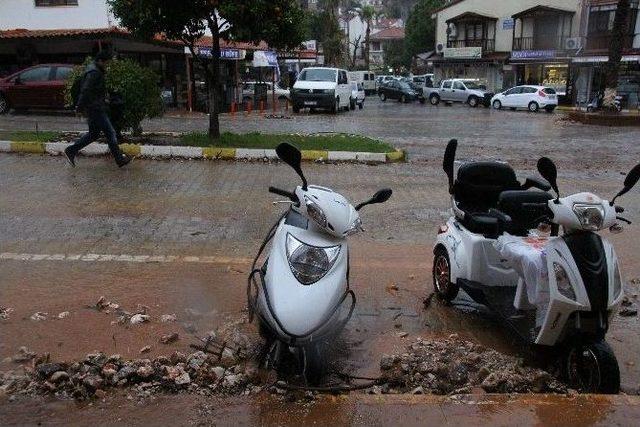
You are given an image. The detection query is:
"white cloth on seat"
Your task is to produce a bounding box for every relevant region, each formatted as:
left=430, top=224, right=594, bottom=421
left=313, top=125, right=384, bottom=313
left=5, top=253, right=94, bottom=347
left=494, top=233, right=550, bottom=327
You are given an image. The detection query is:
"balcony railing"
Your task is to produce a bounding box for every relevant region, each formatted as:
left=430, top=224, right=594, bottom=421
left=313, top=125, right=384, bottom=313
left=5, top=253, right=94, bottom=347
left=446, top=38, right=495, bottom=52
left=586, top=34, right=634, bottom=51
left=513, top=35, right=569, bottom=51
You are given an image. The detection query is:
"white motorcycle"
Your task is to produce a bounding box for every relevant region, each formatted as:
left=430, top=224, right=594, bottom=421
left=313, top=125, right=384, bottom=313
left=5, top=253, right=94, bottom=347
left=248, top=143, right=392, bottom=383
left=433, top=139, right=639, bottom=393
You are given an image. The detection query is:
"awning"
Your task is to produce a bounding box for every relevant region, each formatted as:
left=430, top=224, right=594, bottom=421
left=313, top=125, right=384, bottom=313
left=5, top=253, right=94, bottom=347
left=512, top=5, right=575, bottom=19
left=446, top=12, right=498, bottom=23
left=430, top=52, right=509, bottom=64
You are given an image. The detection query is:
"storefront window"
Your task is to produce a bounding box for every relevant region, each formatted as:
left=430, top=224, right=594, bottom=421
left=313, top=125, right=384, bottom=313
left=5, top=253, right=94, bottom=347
left=523, top=64, right=568, bottom=95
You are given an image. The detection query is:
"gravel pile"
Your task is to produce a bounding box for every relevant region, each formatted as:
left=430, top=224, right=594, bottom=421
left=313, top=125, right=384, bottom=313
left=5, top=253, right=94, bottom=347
left=0, top=332, right=263, bottom=401
left=377, top=335, right=567, bottom=395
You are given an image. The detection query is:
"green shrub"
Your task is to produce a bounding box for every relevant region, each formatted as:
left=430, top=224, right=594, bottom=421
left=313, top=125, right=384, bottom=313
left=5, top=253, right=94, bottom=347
left=65, top=58, right=163, bottom=135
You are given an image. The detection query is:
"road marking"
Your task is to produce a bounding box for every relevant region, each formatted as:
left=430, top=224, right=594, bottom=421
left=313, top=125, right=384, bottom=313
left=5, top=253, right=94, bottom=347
left=0, top=252, right=251, bottom=265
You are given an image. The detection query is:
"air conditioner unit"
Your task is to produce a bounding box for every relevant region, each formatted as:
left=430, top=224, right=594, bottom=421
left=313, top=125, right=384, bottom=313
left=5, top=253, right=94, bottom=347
left=436, top=43, right=444, bottom=53
left=564, top=37, right=582, bottom=50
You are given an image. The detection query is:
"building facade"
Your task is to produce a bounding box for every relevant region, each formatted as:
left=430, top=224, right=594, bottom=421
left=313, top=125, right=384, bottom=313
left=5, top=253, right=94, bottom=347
left=431, top=0, right=584, bottom=103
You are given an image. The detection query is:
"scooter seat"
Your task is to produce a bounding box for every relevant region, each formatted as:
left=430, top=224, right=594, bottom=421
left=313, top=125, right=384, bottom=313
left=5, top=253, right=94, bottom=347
left=462, top=213, right=500, bottom=237
left=498, top=190, right=553, bottom=236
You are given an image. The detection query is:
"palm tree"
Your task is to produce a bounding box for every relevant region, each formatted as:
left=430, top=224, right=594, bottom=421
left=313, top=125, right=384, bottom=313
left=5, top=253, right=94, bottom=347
left=357, top=4, right=377, bottom=69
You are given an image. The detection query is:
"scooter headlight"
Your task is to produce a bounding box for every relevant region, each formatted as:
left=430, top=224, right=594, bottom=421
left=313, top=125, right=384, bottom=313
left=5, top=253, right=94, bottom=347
left=554, top=262, right=576, bottom=301
left=572, top=204, right=604, bottom=231
left=304, top=197, right=327, bottom=229
left=286, top=233, right=340, bottom=285
left=613, top=262, right=623, bottom=300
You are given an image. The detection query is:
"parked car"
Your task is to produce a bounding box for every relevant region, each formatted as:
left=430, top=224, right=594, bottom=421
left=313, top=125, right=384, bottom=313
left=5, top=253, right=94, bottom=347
left=348, top=70, right=376, bottom=95
left=375, top=75, right=396, bottom=91
left=241, top=81, right=290, bottom=102
left=378, top=80, right=420, bottom=103
left=490, top=85, right=558, bottom=113
left=411, top=73, right=435, bottom=89
left=350, top=81, right=365, bottom=109
left=291, top=67, right=351, bottom=114
left=400, top=77, right=426, bottom=103
left=0, top=64, right=74, bottom=114
left=427, top=78, right=493, bottom=107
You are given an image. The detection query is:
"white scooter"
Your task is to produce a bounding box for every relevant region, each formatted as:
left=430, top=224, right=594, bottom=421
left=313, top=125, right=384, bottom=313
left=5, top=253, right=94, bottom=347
left=248, top=143, right=392, bottom=383
left=433, top=139, right=639, bottom=393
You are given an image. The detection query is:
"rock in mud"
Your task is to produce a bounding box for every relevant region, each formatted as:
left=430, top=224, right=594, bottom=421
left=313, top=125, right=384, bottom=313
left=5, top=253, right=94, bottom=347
left=130, top=314, right=150, bottom=325
left=160, top=314, right=177, bottom=323
left=139, top=346, right=152, bottom=354
left=0, top=306, right=14, bottom=320
left=57, top=311, right=70, bottom=319
left=36, top=363, right=65, bottom=379
left=30, top=312, right=47, bottom=321
left=160, top=333, right=179, bottom=344
left=49, top=371, right=70, bottom=384
left=619, top=307, right=638, bottom=317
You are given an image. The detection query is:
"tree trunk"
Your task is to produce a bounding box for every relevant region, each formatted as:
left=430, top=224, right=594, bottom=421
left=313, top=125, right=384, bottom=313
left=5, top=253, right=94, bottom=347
left=605, top=0, right=631, bottom=91
left=364, top=20, right=371, bottom=69
left=208, top=28, right=222, bottom=140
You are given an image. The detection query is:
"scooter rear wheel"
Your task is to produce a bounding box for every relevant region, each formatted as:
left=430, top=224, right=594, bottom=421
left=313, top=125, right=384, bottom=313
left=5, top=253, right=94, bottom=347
left=564, top=340, right=620, bottom=394
left=302, top=342, right=328, bottom=385
left=433, top=247, right=459, bottom=302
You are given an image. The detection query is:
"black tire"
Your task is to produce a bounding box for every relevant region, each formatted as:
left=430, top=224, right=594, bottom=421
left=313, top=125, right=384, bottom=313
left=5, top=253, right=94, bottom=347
left=492, top=100, right=502, bottom=110
left=400, top=94, right=406, bottom=103
left=433, top=246, right=458, bottom=302
left=429, top=94, right=440, bottom=105
left=468, top=96, right=479, bottom=107
left=564, top=340, right=620, bottom=394
left=380, top=92, right=387, bottom=102
left=332, top=98, right=339, bottom=114
left=358, top=102, right=364, bottom=110
left=587, top=106, right=594, bottom=113
left=0, top=93, right=9, bottom=114
left=350, top=98, right=356, bottom=110
left=528, top=101, right=539, bottom=112
left=302, top=342, right=328, bottom=385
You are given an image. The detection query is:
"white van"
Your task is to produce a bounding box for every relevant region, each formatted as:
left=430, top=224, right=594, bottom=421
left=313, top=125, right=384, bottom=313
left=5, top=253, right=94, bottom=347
left=292, top=67, right=352, bottom=114
left=348, top=71, right=376, bottom=95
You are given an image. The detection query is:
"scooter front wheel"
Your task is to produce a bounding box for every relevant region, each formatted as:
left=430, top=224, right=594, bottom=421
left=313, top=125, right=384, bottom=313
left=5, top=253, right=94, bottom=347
left=564, top=340, right=620, bottom=394
left=433, top=247, right=459, bottom=302
left=302, top=342, right=328, bottom=385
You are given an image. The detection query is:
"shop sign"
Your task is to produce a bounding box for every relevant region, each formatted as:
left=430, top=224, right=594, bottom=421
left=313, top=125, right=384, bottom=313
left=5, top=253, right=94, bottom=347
left=502, top=18, right=515, bottom=30
left=252, top=50, right=278, bottom=67
left=443, top=47, right=482, bottom=59
left=197, top=47, right=244, bottom=60
left=511, top=50, right=556, bottom=59
left=302, top=40, right=317, bottom=51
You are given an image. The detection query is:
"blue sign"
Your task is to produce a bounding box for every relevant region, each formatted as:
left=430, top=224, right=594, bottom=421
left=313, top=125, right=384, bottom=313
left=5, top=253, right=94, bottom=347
left=197, top=48, right=241, bottom=60
left=511, top=50, right=556, bottom=59
left=502, top=18, right=514, bottom=30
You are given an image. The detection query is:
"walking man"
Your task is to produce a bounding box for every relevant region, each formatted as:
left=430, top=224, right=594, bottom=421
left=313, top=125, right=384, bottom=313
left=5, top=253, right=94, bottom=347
left=64, top=51, right=131, bottom=167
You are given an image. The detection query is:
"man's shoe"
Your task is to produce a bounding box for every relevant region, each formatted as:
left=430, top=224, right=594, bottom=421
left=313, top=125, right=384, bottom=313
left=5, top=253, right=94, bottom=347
left=64, top=147, right=76, bottom=167
left=116, top=154, right=132, bottom=168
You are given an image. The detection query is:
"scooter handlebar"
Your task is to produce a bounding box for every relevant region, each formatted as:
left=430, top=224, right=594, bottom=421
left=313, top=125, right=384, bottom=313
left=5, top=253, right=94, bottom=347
left=268, top=186, right=297, bottom=201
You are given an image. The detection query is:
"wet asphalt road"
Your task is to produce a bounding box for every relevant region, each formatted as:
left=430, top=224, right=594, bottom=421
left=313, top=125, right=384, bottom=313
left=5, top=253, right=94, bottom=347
left=1, top=103, right=640, bottom=424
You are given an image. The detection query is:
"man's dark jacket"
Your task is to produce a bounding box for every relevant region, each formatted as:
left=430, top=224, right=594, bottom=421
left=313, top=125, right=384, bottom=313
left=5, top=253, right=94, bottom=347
left=76, top=63, right=107, bottom=113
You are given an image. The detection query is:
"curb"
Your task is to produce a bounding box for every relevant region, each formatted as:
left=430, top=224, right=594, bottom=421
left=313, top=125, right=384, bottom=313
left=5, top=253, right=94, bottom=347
left=0, top=140, right=406, bottom=164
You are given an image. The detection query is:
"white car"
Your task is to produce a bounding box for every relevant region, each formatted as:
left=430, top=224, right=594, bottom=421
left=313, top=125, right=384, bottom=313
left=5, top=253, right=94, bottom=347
left=350, top=82, right=365, bottom=110
left=490, top=85, right=558, bottom=113
left=242, top=82, right=290, bottom=101
left=291, top=67, right=352, bottom=114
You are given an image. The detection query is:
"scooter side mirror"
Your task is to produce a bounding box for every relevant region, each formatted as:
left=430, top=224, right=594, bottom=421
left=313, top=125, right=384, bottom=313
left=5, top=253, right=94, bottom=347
left=443, top=139, right=457, bottom=194
left=611, top=163, right=640, bottom=205
left=537, top=157, right=559, bottom=201
left=355, top=188, right=393, bottom=211
left=276, top=142, right=308, bottom=190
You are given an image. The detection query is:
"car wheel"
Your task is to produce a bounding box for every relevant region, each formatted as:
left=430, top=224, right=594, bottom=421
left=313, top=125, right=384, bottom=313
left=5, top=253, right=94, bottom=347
left=350, top=98, right=356, bottom=110
left=468, top=96, right=479, bottom=107
left=358, top=102, right=363, bottom=110
left=433, top=246, right=459, bottom=302
left=586, top=106, right=594, bottom=113
left=429, top=94, right=440, bottom=105
left=400, top=94, right=406, bottom=103
left=528, top=101, right=539, bottom=112
left=492, top=100, right=502, bottom=110
left=380, top=92, right=387, bottom=102
left=0, top=93, right=10, bottom=114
